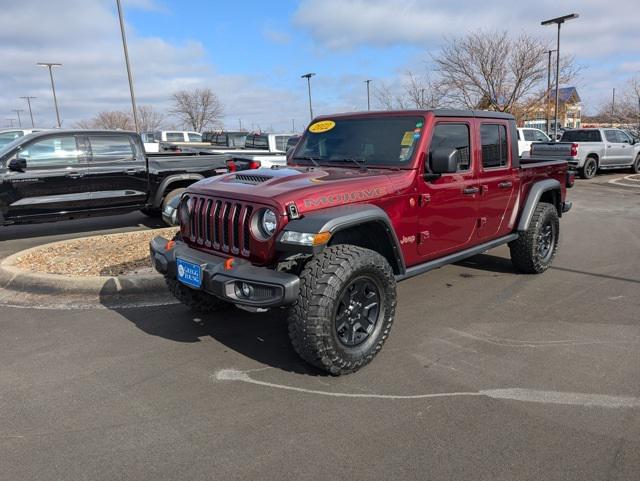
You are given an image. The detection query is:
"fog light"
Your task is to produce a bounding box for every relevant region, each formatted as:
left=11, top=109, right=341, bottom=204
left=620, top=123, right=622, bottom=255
left=241, top=282, right=253, bottom=298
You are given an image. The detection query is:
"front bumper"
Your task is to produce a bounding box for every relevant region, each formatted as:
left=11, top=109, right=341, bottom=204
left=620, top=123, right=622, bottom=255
left=150, top=237, right=299, bottom=307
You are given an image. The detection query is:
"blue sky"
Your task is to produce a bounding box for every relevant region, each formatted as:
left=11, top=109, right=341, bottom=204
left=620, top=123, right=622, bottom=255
left=1, top=0, right=638, bottom=131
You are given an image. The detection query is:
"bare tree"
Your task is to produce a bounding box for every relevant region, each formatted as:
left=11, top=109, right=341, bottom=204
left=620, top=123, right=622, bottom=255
left=433, top=30, right=578, bottom=115
left=593, top=76, right=640, bottom=132
left=374, top=71, right=442, bottom=110
left=137, top=105, right=165, bottom=131
left=74, top=110, right=133, bottom=130
left=169, top=88, right=224, bottom=132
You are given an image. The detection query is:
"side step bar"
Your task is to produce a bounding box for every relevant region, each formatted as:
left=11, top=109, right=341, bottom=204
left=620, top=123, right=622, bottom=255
left=396, top=233, right=519, bottom=282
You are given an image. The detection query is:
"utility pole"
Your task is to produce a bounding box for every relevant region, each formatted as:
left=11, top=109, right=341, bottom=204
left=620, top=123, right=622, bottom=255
left=115, top=0, right=139, bottom=132
left=301, top=73, right=316, bottom=121
left=364, top=79, right=372, bottom=111
left=292, top=118, right=295, bottom=133
left=542, top=13, right=579, bottom=139
left=37, top=62, right=62, bottom=128
left=545, top=49, right=556, bottom=134
left=238, top=119, right=242, bottom=131
left=12, top=109, right=24, bottom=128
left=19, top=97, right=37, bottom=127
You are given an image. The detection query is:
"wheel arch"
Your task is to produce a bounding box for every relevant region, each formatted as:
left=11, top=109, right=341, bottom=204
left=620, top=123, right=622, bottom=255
left=276, top=204, right=406, bottom=275
left=151, top=174, right=204, bottom=208
left=517, top=179, right=562, bottom=232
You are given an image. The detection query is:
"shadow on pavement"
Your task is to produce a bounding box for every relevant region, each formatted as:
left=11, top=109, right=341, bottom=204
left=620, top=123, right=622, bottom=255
left=103, top=294, right=326, bottom=376
left=455, top=253, right=518, bottom=274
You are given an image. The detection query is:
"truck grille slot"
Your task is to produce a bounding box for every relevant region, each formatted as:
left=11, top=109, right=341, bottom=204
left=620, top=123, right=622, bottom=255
left=185, top=195, right=254, bottom=256
left=233, top=174, right=271, bottom=184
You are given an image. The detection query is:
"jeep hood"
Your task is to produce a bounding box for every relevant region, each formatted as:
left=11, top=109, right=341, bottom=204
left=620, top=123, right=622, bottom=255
left=187, top=166, right=415, bottom=214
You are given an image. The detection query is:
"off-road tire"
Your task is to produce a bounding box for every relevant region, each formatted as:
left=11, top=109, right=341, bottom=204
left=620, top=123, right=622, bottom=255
left=287, top=245, right=397, bottom=375
left=166, top=277, right=230, bottom=313
left=509, top=202, right=559, bottom=274
left=579, top=156, right=598, bottom=179
left=631, top=155, right=640, bottom=174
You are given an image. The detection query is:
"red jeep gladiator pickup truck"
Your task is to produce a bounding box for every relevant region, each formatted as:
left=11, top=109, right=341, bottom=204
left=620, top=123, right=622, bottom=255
left=150, top=110, right=573, bottom=375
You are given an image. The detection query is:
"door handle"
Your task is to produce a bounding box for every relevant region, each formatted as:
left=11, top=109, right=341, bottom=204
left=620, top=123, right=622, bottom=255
left=498, top=181, right=513, bottom=189
left=65, top=171, right=84, bottom=179
left=462, top=187, right=480, bottom=195
left=125, top=168, right=141, bottom=175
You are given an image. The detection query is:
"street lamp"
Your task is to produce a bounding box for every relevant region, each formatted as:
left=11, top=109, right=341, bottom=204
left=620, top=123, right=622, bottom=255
left=544, top=49, right=557, bottom=134
left=19, top=96, right=37, bottom=127
left=541, top=13, right=579, bottom=139
left=301, top=73, right=316, bottom=121
left=12, top=109, right=24, bottom=128
left=115, top=0, right=139, bottom=132
left=364, top=79, right=372, bottom=111
left=37, top=62, right=62, bottom=128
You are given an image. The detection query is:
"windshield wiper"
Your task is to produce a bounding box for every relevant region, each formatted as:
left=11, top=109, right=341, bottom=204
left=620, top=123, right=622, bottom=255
left=292, top=156, right=320, bottom=167
left=329, top=157, right=367, bottom=169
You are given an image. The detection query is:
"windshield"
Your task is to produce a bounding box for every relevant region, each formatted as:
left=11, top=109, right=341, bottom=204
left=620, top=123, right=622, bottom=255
left=0, top=131, right=24, bottom=149
left=0, top=133, right=36, bottom=158
left=561, top=130, right=602, bottom=142
left=294, top=116, right=424, bottom=167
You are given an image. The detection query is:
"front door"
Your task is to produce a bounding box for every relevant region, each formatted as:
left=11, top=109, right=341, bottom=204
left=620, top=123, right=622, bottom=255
left=85, top=134, right=148, bottom=209
left=418, top=121, right=478, bottom=258
left=4, top=134, right=90, bottom=221
left=476, top=122, right=518, bottom=241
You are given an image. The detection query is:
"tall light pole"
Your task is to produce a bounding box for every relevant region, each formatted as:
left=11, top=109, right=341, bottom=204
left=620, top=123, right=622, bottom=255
left=611, top=88, right=616, bottom=126
left=37, top=62, right=62, bottom=128
left=545, top=49, right=557, bottom=134
left=301, top=73, right=316, bottom=121
left=292, top=118, right=295, bottom=133
left=364, top=79, right=372, bottom=111
left=19, top=96, right=36, bottom=127
left=12, top=109, right=24, bottom=128
left=541, top=13, right=579, bottom=140
left=116, top=0, right=139, bottom=132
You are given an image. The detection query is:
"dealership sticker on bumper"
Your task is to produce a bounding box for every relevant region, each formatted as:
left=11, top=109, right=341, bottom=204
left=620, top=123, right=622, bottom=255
left=177, top=258, right=202, bottom=288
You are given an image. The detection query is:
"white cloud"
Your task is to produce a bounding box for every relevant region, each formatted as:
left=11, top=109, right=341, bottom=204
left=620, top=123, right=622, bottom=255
left=0, top=0, right=308, bottom=131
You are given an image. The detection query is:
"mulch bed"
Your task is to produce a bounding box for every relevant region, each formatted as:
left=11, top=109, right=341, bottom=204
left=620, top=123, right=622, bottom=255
left=13, top=228, right=178, bottom=277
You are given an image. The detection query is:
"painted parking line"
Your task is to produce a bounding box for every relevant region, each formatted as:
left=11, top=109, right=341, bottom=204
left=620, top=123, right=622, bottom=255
left=213, top=368, right=640, bottom=409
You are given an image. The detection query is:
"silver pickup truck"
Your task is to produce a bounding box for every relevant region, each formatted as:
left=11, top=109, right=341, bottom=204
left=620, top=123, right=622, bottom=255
left=530, top=128, right=640, bottom=179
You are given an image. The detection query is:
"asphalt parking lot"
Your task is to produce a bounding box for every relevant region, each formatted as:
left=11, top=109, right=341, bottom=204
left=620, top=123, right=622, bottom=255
left=1, top=173, right=639, bottom=480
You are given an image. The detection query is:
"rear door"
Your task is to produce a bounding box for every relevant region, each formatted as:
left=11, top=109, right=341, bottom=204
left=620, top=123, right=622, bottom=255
left=603, top=129, right=623, bottom=166
left=85, top=134, right=147, bottom=209
left=475, top=121, right=518, bottom=241
left=417, top=120, right=478, bottom=258
left=4, top=134, right=90, bottom=220
left=616, top=130, right=636, bottom=164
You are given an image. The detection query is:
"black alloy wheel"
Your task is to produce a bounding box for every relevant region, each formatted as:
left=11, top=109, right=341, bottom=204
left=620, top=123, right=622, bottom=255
left=536, top=220, right=556, bottom=263
left=334, top=276, right=382, bottom=347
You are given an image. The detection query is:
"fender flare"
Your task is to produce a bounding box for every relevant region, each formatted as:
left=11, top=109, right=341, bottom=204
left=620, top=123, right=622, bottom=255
left=517, top=179, right=561, bottom=232
left=152, top=174, right=204, bottom=208
left=276, top=204, right=406, bottom=274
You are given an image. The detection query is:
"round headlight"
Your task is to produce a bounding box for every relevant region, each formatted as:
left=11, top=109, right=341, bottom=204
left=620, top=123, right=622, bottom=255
left=260, top=209, right=278, bottom=237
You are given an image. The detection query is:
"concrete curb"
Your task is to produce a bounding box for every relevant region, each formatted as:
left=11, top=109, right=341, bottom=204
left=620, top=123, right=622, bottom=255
left=0, top=237, right=167, bottom=298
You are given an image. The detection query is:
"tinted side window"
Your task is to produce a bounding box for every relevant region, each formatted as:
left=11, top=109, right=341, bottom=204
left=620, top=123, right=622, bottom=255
left=20, top=136, right=81, bottom=166
left=481, top=124, right=508, bottom=168
left=429, top=123, right=470, bottom=171
left=523, top=130, right=536, bottom=141
left=275, top=136, right=290, bottom=151
left=89, top=135, right=135, bottom=161
left=616, top=130, right=631, bottom=143
left=534, top=130, right=549, bottom=142
left=561, top=130, right=602, bottom=142
left=246, top=135, right=269, bottom=150
left=188, top=133, right=202, bottom=142
left=166, top=132, right=184, bottom=142
left=604, top=130, right=618, bottom=143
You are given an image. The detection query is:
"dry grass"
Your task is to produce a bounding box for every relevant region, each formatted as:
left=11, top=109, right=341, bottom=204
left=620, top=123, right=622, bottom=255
left=13, top=228, right=178, bottom=277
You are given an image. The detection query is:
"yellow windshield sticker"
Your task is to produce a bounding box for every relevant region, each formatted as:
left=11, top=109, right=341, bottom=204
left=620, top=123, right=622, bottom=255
left=309, top=120, right=336, bottom=133
left=401, top=131, right=415, bottom=146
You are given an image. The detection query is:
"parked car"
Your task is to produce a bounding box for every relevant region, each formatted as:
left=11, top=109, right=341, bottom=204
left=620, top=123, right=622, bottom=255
left=0, top=130, right=228, bottom=227
left=203, top=131, right=248, bottom=148
left=0, top=129, right=45, bottom=149
left=530, top=128, right=640, bottom=178
left=517, top=127, right=550, bottom=157
left=151, top=109, right=572, bottom=374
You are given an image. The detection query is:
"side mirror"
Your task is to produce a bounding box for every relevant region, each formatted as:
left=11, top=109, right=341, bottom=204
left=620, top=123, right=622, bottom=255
left=9, top=157, right=27, bottom=172
left=425, top=148, right=458, bottom=180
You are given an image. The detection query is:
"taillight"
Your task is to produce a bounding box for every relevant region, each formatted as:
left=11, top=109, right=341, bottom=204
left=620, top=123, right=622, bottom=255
left=248, top=160, right=261, bottom=169
left=566, top=170, right=575, bottom=188
left=570, top=143, right=578, bottom=157
left=226, top=159, right=237, bottom=172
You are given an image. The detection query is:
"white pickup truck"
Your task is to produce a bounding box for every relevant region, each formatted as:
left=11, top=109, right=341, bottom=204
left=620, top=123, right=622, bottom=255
left=530, top=128, right=640, bottom=179
left=517, top=128, right=550, bottom=157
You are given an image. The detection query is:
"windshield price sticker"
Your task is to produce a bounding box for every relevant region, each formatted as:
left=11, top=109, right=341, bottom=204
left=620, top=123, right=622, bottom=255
left=309, top=120, right=336, bottom=133
left=401, top=131, right=415, bottom=146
